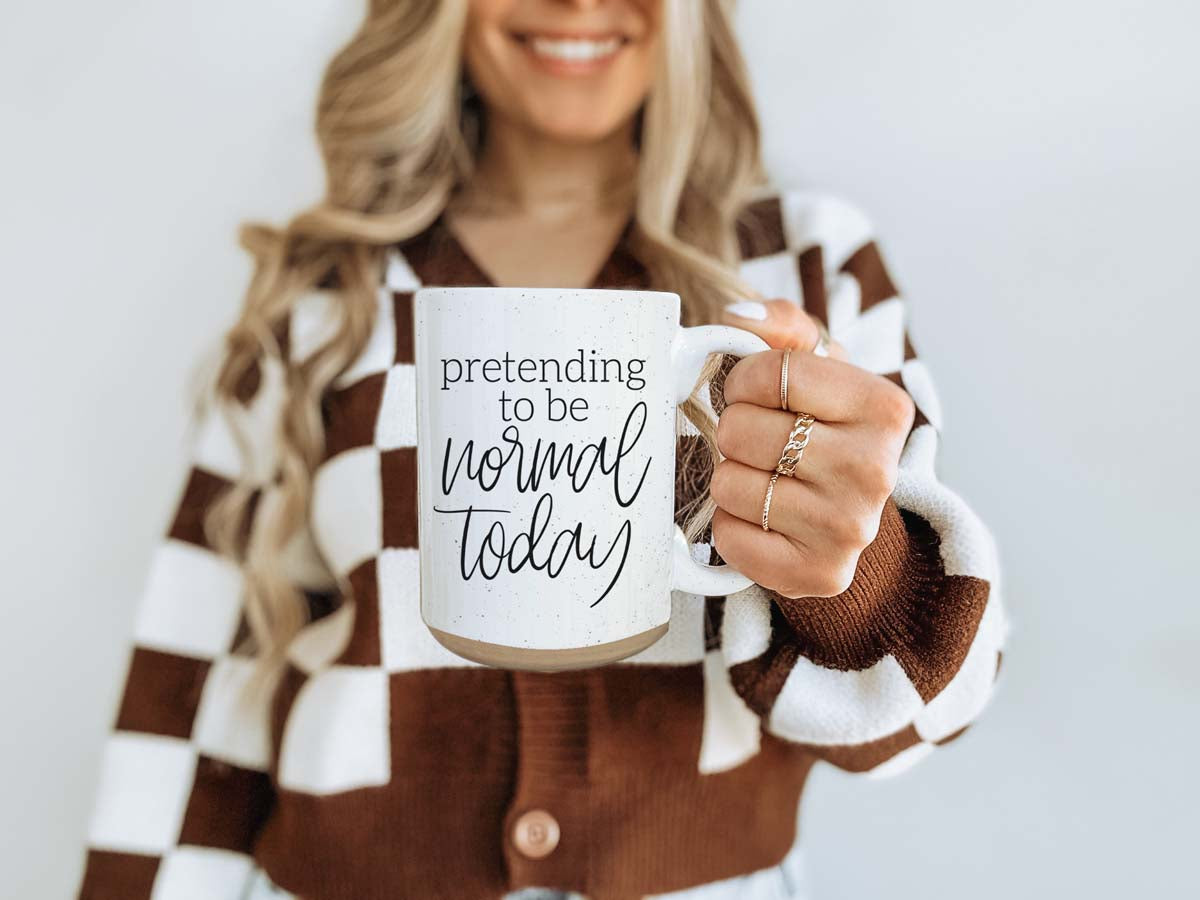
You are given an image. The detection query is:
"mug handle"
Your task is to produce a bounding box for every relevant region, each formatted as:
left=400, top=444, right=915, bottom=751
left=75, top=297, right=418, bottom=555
left=668, top=325, right=771, bottom=596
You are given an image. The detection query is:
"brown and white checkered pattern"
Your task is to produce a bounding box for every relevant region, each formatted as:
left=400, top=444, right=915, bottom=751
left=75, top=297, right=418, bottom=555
left=81, top=361, right=295, bottom=896
left=719, top=191, right=1007, bottom=776
left=79, top=188, right=1005, bottom=899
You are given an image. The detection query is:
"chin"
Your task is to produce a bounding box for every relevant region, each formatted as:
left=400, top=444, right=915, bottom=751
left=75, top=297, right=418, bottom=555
left=525, top=107, right=634, bottom=144
left=514, top=83, right=644, bottom=144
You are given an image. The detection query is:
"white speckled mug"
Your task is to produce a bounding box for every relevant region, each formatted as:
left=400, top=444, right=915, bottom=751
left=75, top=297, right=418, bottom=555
left=413, top=287, right=768, bottom=671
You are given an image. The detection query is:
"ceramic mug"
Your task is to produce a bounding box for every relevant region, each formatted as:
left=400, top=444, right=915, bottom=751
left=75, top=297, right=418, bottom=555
left=413, top=287, right=768, bottom=671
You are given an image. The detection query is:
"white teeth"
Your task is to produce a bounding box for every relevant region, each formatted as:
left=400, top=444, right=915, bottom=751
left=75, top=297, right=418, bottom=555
left=529, top=36, right=622, bottom=62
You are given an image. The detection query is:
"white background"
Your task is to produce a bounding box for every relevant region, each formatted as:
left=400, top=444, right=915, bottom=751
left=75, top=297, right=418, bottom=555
left=2, top=1, right=1197, bottom=897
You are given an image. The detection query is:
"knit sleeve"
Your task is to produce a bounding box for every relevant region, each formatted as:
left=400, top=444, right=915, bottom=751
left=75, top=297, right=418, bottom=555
left=78, top=338, right=337, bottom=899
left=715, top=191, right=1008, bottom=778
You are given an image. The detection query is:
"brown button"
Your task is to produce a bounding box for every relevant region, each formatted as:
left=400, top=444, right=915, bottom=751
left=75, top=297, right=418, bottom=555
left=511, top=809, right=560, bottom=859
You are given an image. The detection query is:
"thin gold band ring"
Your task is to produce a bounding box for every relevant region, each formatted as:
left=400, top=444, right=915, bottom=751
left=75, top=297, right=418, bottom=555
left=779, top=348, right=791, bottom=410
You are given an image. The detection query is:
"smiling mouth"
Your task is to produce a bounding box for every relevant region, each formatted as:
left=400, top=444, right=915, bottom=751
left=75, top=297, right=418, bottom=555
left=513, top=32, right=630, bottom=68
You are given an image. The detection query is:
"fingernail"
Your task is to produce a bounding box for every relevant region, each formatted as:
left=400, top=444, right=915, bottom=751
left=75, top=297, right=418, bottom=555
left=724, top=301, right=768, bottom=321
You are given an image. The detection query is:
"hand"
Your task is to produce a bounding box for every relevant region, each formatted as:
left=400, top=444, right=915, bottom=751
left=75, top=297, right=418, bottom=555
left=713, top=299, right=916, bottom=599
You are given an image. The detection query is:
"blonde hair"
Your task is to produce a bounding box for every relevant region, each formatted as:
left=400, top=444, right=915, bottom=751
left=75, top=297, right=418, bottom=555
left=206, top=0, right=766, bottom=663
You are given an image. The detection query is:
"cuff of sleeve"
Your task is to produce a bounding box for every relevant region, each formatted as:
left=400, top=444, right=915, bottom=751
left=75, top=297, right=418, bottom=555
left=768, top=496, right=947, bottom=671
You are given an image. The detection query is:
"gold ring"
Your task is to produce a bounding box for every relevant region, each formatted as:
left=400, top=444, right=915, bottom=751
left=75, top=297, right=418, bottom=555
left=775, top=412, right=817, bottom=477
left=761, top=472, right=780, bottom=532
left=779, top=348, right=792, bottom=410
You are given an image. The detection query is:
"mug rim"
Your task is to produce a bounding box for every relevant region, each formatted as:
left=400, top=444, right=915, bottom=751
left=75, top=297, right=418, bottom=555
left=414, top=286, right=680, bottom=301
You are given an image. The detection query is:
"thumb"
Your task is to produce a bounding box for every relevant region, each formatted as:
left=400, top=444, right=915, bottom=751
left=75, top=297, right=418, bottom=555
left=721, top=298, right=835, bottom=355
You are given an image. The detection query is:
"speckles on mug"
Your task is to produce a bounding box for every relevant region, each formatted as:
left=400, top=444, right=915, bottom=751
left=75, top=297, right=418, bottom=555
left=412, top=289, right=702, bottom=658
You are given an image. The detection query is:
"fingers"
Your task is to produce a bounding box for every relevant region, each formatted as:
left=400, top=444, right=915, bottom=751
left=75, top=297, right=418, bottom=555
left=708, top=508, right=812, bottom=596
left=723, top=348, right=885, bottom=423
left=710, top=506, right=862, bottom=599
left=721, top=298, right=847, bottom=360
left=716, top=402, right=846, bottom=485
left=710, top=458, right=879, bottom=548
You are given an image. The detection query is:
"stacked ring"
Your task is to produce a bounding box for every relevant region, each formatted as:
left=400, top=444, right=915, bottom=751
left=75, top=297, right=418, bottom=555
left=775, top=412, right=817, bottom=477
left=781, top=323, right=831, bottom=413
left=761, top=412, right=819, bottom=532
left=763, top=348, right=822, bottom=532
left=779, top=348, right=792, bottom=410
left=761, top=472, right=780, bottom=532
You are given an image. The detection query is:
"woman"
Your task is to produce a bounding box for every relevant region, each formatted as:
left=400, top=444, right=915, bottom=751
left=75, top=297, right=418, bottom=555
left=79, top=1, right=1006, bottom=898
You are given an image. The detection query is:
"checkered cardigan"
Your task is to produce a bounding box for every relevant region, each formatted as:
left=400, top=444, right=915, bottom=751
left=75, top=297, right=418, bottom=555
left=79, top=189, right=1007, bottom=900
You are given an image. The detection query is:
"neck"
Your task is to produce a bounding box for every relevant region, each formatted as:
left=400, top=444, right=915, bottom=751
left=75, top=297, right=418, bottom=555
left=461, top=113, right=638, bottom=219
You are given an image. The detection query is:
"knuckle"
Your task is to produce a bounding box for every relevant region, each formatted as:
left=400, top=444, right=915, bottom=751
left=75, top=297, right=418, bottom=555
left=780, top=308, right=817, bottom=347
left=714, top=403, right=748, bottom=458
left=834, top=514, right=876, bottom=550
left=756, top=545, right=808, bottom=598
left=876, top=380, right=916, bottom=432
left=854, top=454, right=898, bottom=501
left=709, top=511, right=741, bottom=564
left=859, top=512, right=883, bottom=546
left=762, top=323, right=795, bottom=349
left=720, top=356, right=752, bottom=403
left=724, top=352, right=772, bottom=404
left=833, top=564, right=858, bottom=595
left=710, top=512, right=730, bottom=549
left=814, top=559, right=858, bottom=597
left=714, top=408, right=736, bottom=457
left=770, top=297, right=800, bottom=320
left=709, top=460, right=737, bottom=507
left=763, top=297, right=794, bottom=317
left=829, top=514, right=862, bottom=551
